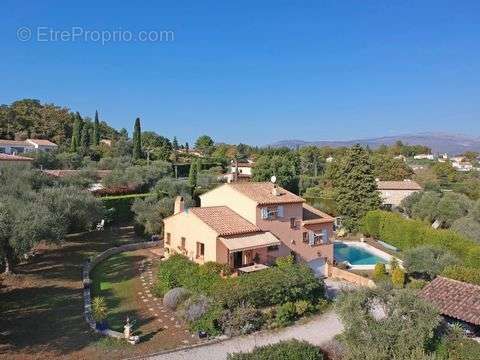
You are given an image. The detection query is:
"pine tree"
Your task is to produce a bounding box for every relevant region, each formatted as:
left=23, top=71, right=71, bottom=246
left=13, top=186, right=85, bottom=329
left=188, top=159, right=198, bottom=188
left=334, top=144, right=382, bottom=232
left=92, top=110, right=100, bottom=146
left=132, top=117, right=142, bottom=159
left=185, top=142, right=189, bottom=153
left=172, top=136, right=179, bottom=150
left=70, top=112, right=82, bottom=152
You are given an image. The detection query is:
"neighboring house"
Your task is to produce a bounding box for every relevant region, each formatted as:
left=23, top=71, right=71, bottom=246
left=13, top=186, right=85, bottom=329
left=0, top=153, right=34, bottom=165
left=0, top=139, right=57, bottom=154
left=419, top=277, right=480, bottom=337
left=42, top=169, right=112, bottom=192
left=394, top=155, right=406, bottom=162
left=163, top=182, right=335, bottom=276
left=223, top=160, right=254, bottom=183
left=376, top=179, right=422, bottom=207
left=452, top=160, right=474, bottom=172
left=413, top=154, right=434, bottom=160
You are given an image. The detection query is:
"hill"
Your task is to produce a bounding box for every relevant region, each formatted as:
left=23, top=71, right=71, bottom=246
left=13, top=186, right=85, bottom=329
left=270, top=133, right=480, bottom=155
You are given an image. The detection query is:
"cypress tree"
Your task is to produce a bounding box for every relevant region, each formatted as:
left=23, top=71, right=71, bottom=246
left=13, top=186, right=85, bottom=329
left=335, top=144, right=382, bottom=232
left=80, top=124, right=90, bottom=152
left=185, top=142, right=189, bottom=153
left=172, top=136, right=179, bottom=150
left=188, top=159, right=197, bottom=188
left=70, top=112, right=82, bottom=152
left=93, top=110, right=100, bottom=146
left=132, top=117, right=142, bottom=159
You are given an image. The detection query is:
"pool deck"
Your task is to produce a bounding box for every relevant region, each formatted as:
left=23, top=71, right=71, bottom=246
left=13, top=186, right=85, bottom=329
left=334, top=240, right=402, bottom=270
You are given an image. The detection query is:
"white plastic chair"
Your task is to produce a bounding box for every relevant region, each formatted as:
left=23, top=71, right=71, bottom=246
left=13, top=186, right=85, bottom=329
left=96, top=219, right=105, bottom=231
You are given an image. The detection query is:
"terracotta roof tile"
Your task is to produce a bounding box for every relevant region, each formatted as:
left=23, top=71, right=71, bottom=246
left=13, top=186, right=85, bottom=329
left=0, top=139, right=29, bottom=146
left=376, top=180, right=422, bottom=190
left=190, top=206, right=261, bottom=236
left=229, top=182, right=305, bottom=205
left=0, top=153, right=33, bottom=161
left=419, top=276, right=480, bottom=325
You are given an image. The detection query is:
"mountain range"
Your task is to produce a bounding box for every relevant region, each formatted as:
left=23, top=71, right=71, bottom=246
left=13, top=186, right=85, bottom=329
left=270, top=133, right=480, bottom=155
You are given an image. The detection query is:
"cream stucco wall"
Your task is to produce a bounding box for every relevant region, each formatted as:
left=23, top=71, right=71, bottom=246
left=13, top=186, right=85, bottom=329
left=379, top=189, right=420, bottom=207
left=163, top=211, right=219, bottom=264
left=199, top=184, right=258, bottom=223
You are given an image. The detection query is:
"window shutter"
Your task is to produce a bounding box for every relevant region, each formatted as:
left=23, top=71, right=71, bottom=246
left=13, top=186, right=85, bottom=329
left=308, top=231, right=315, bottom=246
left=322, top=229, right=329, bottom=244
left=261, top=207, right=268, bottom=219
left=277, top=206, right=284, bottom=218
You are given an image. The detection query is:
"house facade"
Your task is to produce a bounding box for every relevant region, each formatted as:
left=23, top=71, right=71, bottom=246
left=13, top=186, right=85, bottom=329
left=376, top=180, right=422, bottom=207
left=0, top=139, right=58, bottom=154
left=163, top=182, right=335, bottom=275
left=223, top=161, right=253, bottom=183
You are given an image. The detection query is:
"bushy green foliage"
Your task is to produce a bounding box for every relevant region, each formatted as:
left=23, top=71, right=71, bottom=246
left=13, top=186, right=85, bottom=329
left=451, top=216, right=480, bottom=243
left=219, top=303, right=263, bottom=336
left=442, top=265, right=480, bottom=285
left=391, top=268, right=405, bottom=288
left=252, top=151, right=300, bottom=193
left=275, top=302, right=297, bottom=326
left=92, top=296, right=108, bottom=322
left=189, top=303, right=222, bottom=336
left=435, top=326, right=480, bottom=360
left=335, top=288, right=440, bottom=360
left=227, top=340, right=324, bottom=360
left=361, top=210, right=480, bottom=268
left=406, top=278, right=429, bottom=290
left=101, top=193, right=150, bottom=223
left=294, top=299, right=313, bottom=316
left=373, top=263, right=387, bottom=282
left=403, top=246, right=459, bottom=279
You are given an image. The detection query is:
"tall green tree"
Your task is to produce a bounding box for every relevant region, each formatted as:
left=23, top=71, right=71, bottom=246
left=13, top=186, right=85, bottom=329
left=70, top=112, right=82, bottom=153
left=80, top=124, right=90, bottom=153
left=185, top=142, right=189, bottom=153
left=92, top=110, right=100, bottom=146
left=252, top=152, right=300, bottom=193
left=172, top=136, right=179, bottom=150
left=188, top=159, right=198, bottom=188
left=334, top=144, right=382, bottom=231
left=195, top=135, right=214, bottom=155
left=132, top=117, right=142, bottom=159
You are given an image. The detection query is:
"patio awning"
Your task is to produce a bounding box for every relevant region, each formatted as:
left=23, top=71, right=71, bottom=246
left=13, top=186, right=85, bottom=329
left=219, top=232, right=280, bottom=252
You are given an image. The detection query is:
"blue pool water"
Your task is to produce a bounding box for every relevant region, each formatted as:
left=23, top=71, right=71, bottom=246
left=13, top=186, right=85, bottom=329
left=334, top=243, right=387, bottom=265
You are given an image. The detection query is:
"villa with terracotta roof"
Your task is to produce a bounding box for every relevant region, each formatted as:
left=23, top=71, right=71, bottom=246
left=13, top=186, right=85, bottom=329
left=163, top=182, right=335, bottom=275
left=376, top=179, right=422, bottom=207
left=0, top=138, right=58, bottom=155
left=0, top=153, right=34, bottom=165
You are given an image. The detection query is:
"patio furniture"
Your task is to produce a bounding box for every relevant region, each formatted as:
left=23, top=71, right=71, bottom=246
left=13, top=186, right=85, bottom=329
left=96, top=219, right=105, bottom=231
left=238, top=263, right=269, bottom=274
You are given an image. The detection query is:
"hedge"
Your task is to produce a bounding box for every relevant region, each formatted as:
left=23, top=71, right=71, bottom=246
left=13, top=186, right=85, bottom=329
left=101, top=193, right=152, bottom=223
left=227, top=340, right=324, bottom=360
left=361, top=210, right=480, bottom=269
left=442, top=265, right=480, bottom=285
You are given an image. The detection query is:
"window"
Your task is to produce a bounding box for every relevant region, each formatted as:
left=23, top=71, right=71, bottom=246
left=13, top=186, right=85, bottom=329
left=302, top=232, right=308, bottom=243
left=181, top=237, right=186, bottom=249
left=290, top=218, right=297, bottom=229
left=196, top=242, right=205, bottom=259
left=312, top=233, right=324, bottom=245
left=267, top=245, right=279, bottom=252
left=261, top=206, right=284, bottom=220
left=166, top=232, right=171, bottom=245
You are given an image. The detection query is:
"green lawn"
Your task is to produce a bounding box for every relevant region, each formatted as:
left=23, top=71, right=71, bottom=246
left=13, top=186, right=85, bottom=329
left=90, top=252, right=147, bottom=331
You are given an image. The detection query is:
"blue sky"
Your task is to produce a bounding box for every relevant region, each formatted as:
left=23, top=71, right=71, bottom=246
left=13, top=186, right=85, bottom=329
left=1, top=1, right=479, bottom=145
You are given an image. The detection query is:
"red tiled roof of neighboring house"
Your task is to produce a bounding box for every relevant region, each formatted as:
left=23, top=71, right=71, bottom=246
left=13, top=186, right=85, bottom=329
left=302, top=203, right=335, bottom=224
left=233, top=162, right=253, bottom=168
left=0, top=153, right=33, bottom=161
left=376, top=180, right=422, bottom=191
left=0, top=139, right=29, bottom=146
left=419, top=276, right=480, bottom=325
left=27, top=139, right=57, bottom=146
left=190, top=206, right=261, bottom=236
left=229, top=182, right=305, bottom=205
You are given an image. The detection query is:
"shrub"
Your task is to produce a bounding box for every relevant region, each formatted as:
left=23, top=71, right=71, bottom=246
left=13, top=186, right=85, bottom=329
left=227, top=339, right=324, bottom=360
left=275, top=302, right=297, bottom=327
left=190, top=304, right=223, bottom=336
left=373, top=263, right=387, bottom=282
left=403, top=246, right=459, bottom=279
left=163, top=287, right=190, bottom=310
left=294, top=300, right=313, bottom=317
left=391, top=268, right=405, bottom=288
left=202, top=261, right=232, bottom=276
left=180, top=295, right=211, bottom=322
left=219, top=303, right=263, bottom=336
left=442, top=265, right=480, bottom=285
left=406, top=278, right=429, bottom=290
left=92, top=296, right=108, bottom=322
left=361, top=210, right=480, bottom=269
left=389, top=257, right=400, bottom=271
left=275, top=255, right=295, bottom=269
left=101, top=193, right=150, bottom=223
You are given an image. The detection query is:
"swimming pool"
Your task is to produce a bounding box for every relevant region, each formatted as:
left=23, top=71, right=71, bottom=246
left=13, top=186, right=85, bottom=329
left=334, top=242, right=388, bottom=266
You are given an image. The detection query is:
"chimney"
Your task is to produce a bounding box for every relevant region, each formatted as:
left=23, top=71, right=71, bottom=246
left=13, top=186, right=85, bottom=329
left=174, top=196, right=184, bottom=214
left=272, top=184, right=280, bottom=196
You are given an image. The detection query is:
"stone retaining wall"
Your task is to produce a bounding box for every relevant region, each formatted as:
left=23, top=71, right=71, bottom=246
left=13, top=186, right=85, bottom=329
left=82, top=240, right=160, bottom=338
left=325, top=261, right=376, bottom=288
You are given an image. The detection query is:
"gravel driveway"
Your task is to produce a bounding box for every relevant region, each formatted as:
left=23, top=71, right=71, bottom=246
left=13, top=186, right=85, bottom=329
left=145, top=310, right=343, bottom=360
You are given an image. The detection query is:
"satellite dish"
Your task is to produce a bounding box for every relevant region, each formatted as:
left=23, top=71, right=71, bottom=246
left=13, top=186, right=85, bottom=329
left=271, top=175, right=277, bottom=183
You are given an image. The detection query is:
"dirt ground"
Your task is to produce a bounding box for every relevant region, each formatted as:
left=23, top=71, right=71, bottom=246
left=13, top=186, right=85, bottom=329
left=0, top=227, right=198, bottom=360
